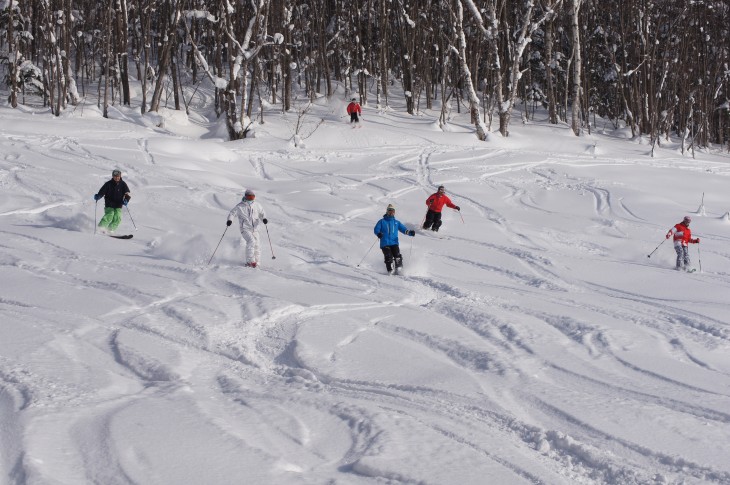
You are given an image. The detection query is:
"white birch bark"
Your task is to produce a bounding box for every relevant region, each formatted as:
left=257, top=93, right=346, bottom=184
left=570, top=0, right=583, bottom=136
left=455, top=0, right=489, bottom=141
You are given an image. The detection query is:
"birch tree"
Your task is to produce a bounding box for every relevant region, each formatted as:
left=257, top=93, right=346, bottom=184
left=569, top=0, right=582, bottom=135
left=454, top=0, right=488, bottom=140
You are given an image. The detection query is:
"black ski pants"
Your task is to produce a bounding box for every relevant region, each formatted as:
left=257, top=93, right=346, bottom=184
left=422, top=210, right=442, bottom=231
left=381, top=245, right=402, bottom=271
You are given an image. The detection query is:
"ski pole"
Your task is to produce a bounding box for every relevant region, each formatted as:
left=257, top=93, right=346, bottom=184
left=94, top=200, right=98, bottom=235
left=647, top=236, right=668, bottom=258
left=208, top=226, right=229, bottom=265
left=697, top=244, right=702, bottom=273
left=125, top=204, right=137, bottom=230
left=357, top=239, right=378, bottom=267
left=264, top=224, right=276, bottom=259
left=456, top=209, right=464, bottom=224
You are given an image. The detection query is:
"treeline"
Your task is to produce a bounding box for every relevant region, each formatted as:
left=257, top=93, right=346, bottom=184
left=1, top=0, right=728, bottom=151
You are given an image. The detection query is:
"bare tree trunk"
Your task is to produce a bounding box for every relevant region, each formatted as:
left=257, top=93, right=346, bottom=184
left=103, top=0, right=112, bottom=117
left=544, top=7, right=558, bottom=124
left=379, top=0, right=390, bottom=106
left=7, top=0, right=18, bottom=108
left=117, top=0, right=131, bottom=105
left=275, top=0, right=292, bottom=111
left=139, top=0, right=151, bottom=114
left=570, top=0, right=583, bottom=135
left=62, top=0, right=80, bottom=106
left=455, top=0, right=488, bottom=140
left=149, top=2, right=180, bottom=112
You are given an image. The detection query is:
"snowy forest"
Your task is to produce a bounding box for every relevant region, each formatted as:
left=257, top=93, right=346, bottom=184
left=1, top=0, right=729, bottom=149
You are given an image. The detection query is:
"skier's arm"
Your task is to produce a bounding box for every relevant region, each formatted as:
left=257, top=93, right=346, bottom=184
left=96, top=181, right=109, bottom=197
left=94, top=181, right=108, bottom=201
left=444, top=196, right=458, bottom=209
left=374, top=220, right=383, bottom=237
left=227, top=205, right=238, bottom=224
left=426, top=195, right=435, bottom=207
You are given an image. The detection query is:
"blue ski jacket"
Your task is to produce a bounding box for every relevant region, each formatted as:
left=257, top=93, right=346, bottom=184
left=374, top=214, right=410, bottom=248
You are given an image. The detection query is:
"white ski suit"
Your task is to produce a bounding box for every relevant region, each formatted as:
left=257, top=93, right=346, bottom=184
left=227, top=200, right=267, bottom=264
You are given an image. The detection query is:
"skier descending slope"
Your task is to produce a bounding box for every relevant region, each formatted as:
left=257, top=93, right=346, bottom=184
left=346, top=97, right=362, bottom=126
left=94, top=169, right=131, bottom=235
left=666, top=215, right=700, bottom=271
left=422, top=185, right=460, bottom=232
left=373, top=204, right=415, bottom=275
left=226, top=189, right=268, bottom=268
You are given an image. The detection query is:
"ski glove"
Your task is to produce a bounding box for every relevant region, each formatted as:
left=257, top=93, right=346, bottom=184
left=262, top=218, right=268, bottom=225
left=226, top=220, right=232, bottom=226
left=93, top=194, right=102, bottom=201
left=666, top=233, right=671, bottom=239
left=407, top=230, right=416, bottom=237
left=123, top=200, right=128, bottom=206
left=377, top=233, right=383, bottom=239
left=455, top=206, right=460, bottom=211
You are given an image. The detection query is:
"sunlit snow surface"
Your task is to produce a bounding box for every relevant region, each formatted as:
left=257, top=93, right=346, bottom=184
left=1, top=96, right=730, bottom=485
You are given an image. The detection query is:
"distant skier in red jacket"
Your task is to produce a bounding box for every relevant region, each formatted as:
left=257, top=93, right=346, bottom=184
left=347, top=97, right=361, bottom=124
left=423, top=185, right=460, bottom=232
left=666, top=215, right=700, bottom=270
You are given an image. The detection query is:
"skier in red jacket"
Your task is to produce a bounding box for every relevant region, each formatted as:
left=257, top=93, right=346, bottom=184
left=422, top=185, right=460, bottom=232
left=666, top=216, right=700, bottom=270
left=346, top=97, right=362, bottom=124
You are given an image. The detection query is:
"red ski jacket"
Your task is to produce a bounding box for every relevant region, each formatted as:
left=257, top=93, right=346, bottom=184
left=667, top=222, right=698, bottom=246
left=425, top=193, right=457, bottom=213
left=347, top=102, right=361, bottom=115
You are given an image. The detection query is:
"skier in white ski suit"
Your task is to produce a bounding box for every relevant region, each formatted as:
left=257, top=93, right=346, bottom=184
left=226, top=189, right=268, bottom=267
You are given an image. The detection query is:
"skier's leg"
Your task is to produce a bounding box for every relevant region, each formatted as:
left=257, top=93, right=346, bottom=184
left=382, top=247, right=394, bottom=272
left=98, top=207, right=115, bottom=228
left=674, top=244, right=683, bottom=269
left=682, top=246, right=689, bottom=269
left=241, top=229, right=256, bottom=264
left=423, top=211, right=434, bottom=230
left=392, top=245, right=403, bottom=268
left=253, top=231, right=261, bottom=263
left=108, top=208, right=123, bottom=231
left=432, top=212, right=443, bottom=232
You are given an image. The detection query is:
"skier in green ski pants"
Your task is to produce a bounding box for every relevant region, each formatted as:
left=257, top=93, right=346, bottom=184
left=94, top=169, right=131, bottom=233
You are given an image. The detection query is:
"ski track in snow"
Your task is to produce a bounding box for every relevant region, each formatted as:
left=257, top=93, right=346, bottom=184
left=2, top=103, right=730, bottom=484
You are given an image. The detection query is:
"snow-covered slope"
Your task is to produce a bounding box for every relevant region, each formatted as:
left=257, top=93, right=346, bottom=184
left=1, top=95, right=729, bottom=485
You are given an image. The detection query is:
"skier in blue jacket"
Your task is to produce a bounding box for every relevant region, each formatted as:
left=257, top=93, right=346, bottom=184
left=373, top=204, right=415, bottom=274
